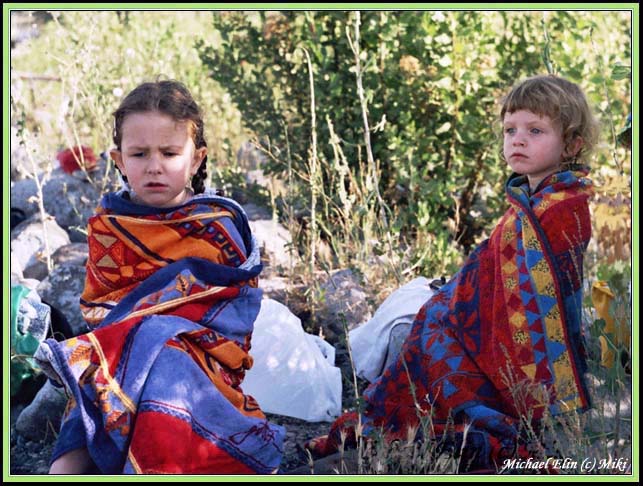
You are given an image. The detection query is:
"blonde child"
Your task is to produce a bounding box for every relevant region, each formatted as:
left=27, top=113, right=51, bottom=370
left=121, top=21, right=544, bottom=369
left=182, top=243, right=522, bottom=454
left=308, top=75, right=599, bottom=473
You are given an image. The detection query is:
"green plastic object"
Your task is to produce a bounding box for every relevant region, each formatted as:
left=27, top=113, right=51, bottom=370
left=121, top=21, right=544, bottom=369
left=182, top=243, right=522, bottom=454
left=10, top=285, right=41, bottom=396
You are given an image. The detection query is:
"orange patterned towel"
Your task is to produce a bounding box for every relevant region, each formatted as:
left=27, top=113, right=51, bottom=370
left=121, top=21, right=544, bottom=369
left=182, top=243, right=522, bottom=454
left=36, top=193, right=283, bottom=474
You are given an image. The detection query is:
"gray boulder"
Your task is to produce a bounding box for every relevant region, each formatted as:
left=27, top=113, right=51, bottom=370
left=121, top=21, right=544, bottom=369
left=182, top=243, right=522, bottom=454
left=37, top=254, right=88, bottom=337
left=317, top=269, right=372, bottom=341
left=249, top=218, right=294, bottom=275
left=23, top=242, right=89, bottom=282
left=10, top=125, right=32, bottom=181
left=11, top=213, right=71, bottom=276
left=15, top=380, right=68, bottom=442
left=243, top=201, right=272, bottom=221
left=243, top=202, right=295, bottom=277
left=10, top=178, right=39, bottom=220
left=41, top=165, right=117, bottom=242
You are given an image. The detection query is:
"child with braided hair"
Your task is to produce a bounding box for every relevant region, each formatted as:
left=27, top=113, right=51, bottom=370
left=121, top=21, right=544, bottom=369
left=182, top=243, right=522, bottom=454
left=110, top=80, right=210, bottom=207
left=37, top=80, right=284, bottom=474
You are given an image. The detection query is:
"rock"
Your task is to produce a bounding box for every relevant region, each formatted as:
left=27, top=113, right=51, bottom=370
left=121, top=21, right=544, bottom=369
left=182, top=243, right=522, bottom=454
left=249, top=218, right=294, bottom=274
left=23, top=242, right=89, bottom=291
left=11, top=207, right=28, bottom=231
left=15, top=380, right=68, bottom=442
left=316, top=269, right=372, bottom=341
left=259, top=275, right=291, bottom=302
left=246, top=169, right=270, bottom=187
left=11, top=252, right=24, bottom=284
left=10, top=126, right=33, bottom=181
left=243, top=201, right=294, bottom=276
left=11, top=213, right=71, bottom=275
left=263, top=413, right=335, bottom=473
left=10, top=178, right=38, bottom=220
left=51, top=242, right=89, bottom=266
left=22, top=262, right=49, bottom=282
left=237, top=140, right=266, bottom=172
left=41, top=164, right=118, bottom=242
left=243, top=201, right=272, bottom=221
left=37, top=257, right=88, bottom=337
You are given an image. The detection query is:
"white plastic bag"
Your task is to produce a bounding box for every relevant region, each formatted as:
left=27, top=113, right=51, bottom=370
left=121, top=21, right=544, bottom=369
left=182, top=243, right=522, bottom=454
left=349, top=277, right=435, bottom=382
left=244, top=299, right=342, bottom=422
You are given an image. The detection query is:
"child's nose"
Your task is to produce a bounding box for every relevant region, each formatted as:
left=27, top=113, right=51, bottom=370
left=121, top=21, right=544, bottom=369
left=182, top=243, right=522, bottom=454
left=146, top=155, right=163, bottom=173
left=513, top=133, right=527, bottom=146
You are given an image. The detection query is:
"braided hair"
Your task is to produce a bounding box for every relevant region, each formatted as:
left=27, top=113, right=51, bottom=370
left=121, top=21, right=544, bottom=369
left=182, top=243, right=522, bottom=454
left=112, top=79, right=208, bottom=194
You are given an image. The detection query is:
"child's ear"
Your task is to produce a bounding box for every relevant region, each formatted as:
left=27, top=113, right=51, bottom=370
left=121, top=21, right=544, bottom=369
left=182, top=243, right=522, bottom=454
left=191, top=147, right=207, bottom=174
left=110, top=149, right=124, bottom=172
left=565, top=136, right=584, bottom=158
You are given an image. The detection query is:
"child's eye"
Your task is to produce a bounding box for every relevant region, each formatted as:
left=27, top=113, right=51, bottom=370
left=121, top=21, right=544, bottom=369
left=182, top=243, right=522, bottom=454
left=504, top=127, right=515, bottom=135
left=163, top=152, right=177, bottom=157
left=530, top=128, right=542, bottom=134
left=131, top=153, right=144, bottom=157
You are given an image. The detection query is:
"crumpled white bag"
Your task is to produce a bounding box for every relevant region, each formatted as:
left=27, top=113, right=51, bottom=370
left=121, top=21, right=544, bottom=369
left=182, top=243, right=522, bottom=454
left=349, top=277, right=435, bottom=382
left=244, top=299, right=342, bottom=422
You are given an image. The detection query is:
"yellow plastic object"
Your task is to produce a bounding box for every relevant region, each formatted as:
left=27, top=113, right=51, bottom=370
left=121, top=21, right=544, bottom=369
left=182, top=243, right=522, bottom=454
left=591, top=281, right=630, bottom=368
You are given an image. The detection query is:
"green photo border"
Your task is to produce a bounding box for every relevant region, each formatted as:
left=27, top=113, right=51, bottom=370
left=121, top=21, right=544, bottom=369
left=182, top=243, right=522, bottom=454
left=3, top=2, right=638, bottom=482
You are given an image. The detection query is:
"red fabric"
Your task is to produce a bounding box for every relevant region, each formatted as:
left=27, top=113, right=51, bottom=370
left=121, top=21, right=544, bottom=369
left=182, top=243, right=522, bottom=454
left=57, top=145, right=97, bottom=173
left=130, top=411, right=256, bottom=474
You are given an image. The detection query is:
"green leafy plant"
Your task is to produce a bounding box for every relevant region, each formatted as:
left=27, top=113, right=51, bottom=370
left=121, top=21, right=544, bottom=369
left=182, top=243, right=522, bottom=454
left=197, top=10, right=631, bottom=280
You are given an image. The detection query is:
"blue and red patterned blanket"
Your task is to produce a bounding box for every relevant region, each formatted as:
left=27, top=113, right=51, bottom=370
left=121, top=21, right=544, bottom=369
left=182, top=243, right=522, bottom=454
left=35, top=193, right=284, bottom=474
left=310, top=169, right=593, bottom=471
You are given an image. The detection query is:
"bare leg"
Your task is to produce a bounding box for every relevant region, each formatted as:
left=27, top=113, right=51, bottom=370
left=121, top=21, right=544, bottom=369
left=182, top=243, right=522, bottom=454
left=49, top=447, right=93, bottom=474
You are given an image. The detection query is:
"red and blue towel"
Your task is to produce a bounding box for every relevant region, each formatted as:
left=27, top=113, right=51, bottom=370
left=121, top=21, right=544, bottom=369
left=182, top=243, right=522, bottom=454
left=310, top=169, right=593, bottom=471
left=36, top=193, right=283, bottom=474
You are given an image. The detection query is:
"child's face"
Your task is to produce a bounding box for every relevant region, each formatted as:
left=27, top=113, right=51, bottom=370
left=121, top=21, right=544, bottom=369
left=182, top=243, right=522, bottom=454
left=503, top=110, right=578, bottom=191
left=111, top=111, right=206, bottom=207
